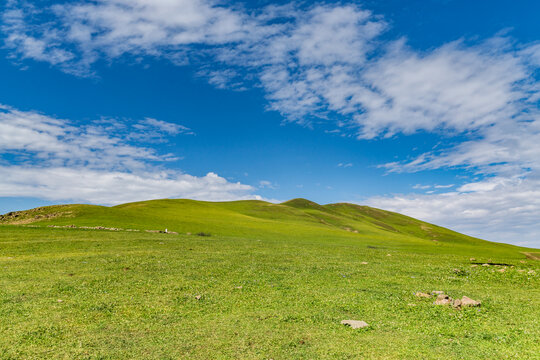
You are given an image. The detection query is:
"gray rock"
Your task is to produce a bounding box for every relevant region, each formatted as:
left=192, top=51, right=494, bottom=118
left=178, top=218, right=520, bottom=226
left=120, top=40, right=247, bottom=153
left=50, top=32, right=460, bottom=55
left=341, top=320, right=369, bottom=329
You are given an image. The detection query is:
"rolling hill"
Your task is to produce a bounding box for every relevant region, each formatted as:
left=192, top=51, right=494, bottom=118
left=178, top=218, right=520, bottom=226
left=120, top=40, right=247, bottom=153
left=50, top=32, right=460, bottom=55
left=0, top=198, right=523, bottom=253
left=0, top=199, right=538, bottom=359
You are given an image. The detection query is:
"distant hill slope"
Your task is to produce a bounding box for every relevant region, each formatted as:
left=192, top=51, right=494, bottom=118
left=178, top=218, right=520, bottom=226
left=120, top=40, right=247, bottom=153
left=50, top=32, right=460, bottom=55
left=1, top=198, right=525, bottom=254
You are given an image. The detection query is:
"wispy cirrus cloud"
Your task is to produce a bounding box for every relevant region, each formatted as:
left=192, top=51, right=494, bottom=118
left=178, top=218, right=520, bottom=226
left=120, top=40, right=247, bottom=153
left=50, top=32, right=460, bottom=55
left=0, top=104, right=179, bottom=170
left=0, top=104, right=257, bottom=205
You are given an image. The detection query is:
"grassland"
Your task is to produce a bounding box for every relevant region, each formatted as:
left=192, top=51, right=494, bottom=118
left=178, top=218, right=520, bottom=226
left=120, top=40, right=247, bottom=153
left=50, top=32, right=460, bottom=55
left=0, top=199, right=538, bottom=359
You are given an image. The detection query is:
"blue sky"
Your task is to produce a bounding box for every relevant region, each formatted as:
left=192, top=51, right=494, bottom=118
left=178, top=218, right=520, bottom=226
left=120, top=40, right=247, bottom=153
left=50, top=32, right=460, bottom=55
left=0, top=0, right=539, bottom=247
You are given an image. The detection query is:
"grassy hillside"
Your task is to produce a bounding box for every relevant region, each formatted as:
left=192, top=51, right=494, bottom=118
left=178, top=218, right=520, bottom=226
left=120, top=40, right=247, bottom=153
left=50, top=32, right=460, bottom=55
left=0, top=199, right=538, bottom=359
left=0, top=198, right=527, bottom=254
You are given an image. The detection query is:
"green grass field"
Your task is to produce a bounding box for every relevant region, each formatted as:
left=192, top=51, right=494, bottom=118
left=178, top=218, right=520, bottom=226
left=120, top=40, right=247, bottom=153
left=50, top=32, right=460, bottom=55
left=1, top=199, right=539, bottom=359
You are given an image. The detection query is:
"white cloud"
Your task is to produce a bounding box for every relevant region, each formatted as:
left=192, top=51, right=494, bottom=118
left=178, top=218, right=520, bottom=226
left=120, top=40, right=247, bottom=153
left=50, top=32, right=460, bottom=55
left=1, top=0, right=260, bottom=75
left=434, top=184, right=454, bottom=189
left=258, top=180, right=277, bottom=189
left=0, top=167, right=257, bottom=205
left=366, top=176, right=540, bottom=248
left=337, top=163, right=353, bottom=168
left=137, top=117, right=193, bottom=135
left=0, top=104, right=179, bottom=170
left=0, top=104, right=258, bottom=205
left=4, top=2, right=538, bottom=137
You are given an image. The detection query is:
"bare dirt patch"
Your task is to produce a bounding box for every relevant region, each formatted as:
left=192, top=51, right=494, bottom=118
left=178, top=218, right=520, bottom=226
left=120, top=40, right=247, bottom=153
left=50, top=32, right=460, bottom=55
left=522, top=252, right=540, bottom=261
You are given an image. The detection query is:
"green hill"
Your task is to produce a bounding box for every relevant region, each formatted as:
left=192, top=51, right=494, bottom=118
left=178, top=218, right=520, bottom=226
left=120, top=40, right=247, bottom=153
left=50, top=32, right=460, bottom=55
left=0, top=198, right=521, bottom=253
left=0, top=198, right=538, bottom=359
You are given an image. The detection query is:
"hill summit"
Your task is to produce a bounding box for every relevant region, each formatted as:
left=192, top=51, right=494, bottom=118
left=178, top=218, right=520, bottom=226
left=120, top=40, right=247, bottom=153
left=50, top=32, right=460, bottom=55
left=0, top=198, right=509, bottom=250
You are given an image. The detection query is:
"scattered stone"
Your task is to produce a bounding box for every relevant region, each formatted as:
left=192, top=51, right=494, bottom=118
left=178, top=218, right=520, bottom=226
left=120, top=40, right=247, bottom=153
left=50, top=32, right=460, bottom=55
left=482, top=263, right=490, bottom=267
left=235, top=286, right=243, bottom=289
left=470, top=258, right=476, bottom=261
left=431, top=291, right=444, bottom=295
left=471, top=264, right=478, bottom=268
left=415, top=292, right=431, bottom=298
left=386, top=254, right=392, bottom=257
left=528, top=270, right=536, bottom=275
left=452, top=299, right=462, bottom=309
left=498, top=268, right=506, bottom=273
left=434, top=294, right=452, bottom=305
left=520, top=260, right=526, bottom=263
left=361, top=261, right=369, bottom=265
left=341, top=320, right=369, bottom=329
left=195, top=295, right=202, bottom=300
left=460, top=296, right=480, bottom=307
left=57, top=299, right=63, bottom=303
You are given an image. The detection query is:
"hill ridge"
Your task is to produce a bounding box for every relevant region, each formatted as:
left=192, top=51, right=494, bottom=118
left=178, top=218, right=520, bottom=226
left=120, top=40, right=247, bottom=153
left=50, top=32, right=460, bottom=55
left=0, top=198, right=527, bottom=253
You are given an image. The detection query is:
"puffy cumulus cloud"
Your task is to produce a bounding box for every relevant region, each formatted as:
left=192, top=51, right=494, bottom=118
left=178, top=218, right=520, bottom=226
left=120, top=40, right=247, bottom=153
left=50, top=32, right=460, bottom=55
left=0, top=167, right=256, bottom=205
left=366, top=176, right=540, bottom=248
left=0, top=104, right=257, bottom=204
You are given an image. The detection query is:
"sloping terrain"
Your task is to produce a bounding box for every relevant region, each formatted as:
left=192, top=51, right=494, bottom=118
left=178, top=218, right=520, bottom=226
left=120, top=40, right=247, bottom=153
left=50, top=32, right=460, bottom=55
left=0, top=199, right=538, bottom=359
left=0, top=198, right=521, bottom=254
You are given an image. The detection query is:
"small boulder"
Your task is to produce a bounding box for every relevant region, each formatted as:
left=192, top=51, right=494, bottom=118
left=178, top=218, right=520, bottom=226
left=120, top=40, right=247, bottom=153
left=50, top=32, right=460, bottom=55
left=470, top=258, right=476, bottom=261
left=361, top=261, right=369, bottom=265
left=452, top=299, right=462, bottom=309
left=341, top=320, right=369, bottom=329
left=460, top=296, right=480, bottom=307
left=471, top=264, right=478, bottom=268
left=482, top=263, right=490, bottom=267
left=498, top=268, right=506, bottom=273
left=195, top=295, right=202, bottom=300
left=431, top=290, right=444, bottom=295
left=434, top=294, right=452, bottom=305
left=415, top=292, right=431, bottom=298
